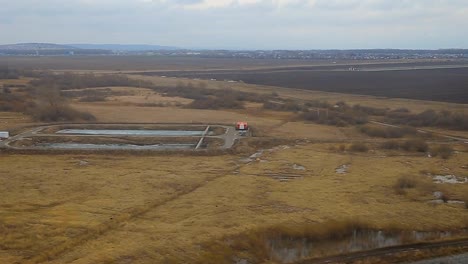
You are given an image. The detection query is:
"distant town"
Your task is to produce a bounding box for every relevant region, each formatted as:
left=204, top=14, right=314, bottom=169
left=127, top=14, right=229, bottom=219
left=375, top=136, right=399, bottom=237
left=1, top=43, right=468, bottom=60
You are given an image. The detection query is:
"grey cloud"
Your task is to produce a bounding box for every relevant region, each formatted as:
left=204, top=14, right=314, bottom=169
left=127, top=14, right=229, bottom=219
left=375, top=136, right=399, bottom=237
left=1, top=0, right=468, bottom=49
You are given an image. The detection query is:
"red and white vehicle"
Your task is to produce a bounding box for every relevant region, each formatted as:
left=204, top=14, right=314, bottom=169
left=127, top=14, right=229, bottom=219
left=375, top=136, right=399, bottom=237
left=235, top=122, right=248, bottom=131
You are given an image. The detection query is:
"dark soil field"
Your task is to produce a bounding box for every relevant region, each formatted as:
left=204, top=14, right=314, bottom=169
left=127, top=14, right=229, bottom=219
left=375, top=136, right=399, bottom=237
left=2, top=56, right=468, bottom=103
left=2, top=56, right=465, bottom=71
left=146, top=67, right=468, bottom=104
left=0, top=56, right=328, bottom=71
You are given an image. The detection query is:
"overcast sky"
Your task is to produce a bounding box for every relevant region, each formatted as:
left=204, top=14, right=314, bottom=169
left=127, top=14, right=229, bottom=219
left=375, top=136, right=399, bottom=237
left=1, top=0, right=467, bottom=49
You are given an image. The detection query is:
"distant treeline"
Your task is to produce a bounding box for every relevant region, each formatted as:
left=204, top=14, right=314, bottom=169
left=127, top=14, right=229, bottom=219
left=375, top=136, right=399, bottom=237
left=386, top=109, right=468, bottom=131
left=0, top=71, right=99, bottom=121
left=30, top=72, right=149, bottom=90
left=264, top=99, right=468, bottom=130
left=0, top=49, right=112, bottom=56
left=0, top=67, right=46, bottom=79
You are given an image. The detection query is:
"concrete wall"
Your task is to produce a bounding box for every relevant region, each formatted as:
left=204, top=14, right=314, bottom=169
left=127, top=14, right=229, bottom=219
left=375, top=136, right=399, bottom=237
left=0, top=132, right=9, bottom=139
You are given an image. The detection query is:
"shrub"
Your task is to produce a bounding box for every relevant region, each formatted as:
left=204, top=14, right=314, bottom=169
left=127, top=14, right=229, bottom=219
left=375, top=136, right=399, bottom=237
left=304, top=100, right=331, bottom=109
left=353, top=104, right=388, bottom=116
left=29, top=104, right=96, bottom=122
left=187, top=96, right=244, bottom=109
left=380, top=140, right=400, bottom=150
left=463, top=194, right=468, bottom=209
left=394, top=175, right=417, bottom=195
left=440, top=193, right=451, bottom=203
left=385, top=109, right=468, bottom=131
left=392, top=108, right=410, bottom=113
left=431, top=145, right=454, bottom=159
left=0, top=92, right=35, bottom=112
left=79, top=95, right=107, bottom=102
left=29, top=86, right=96, bottom=122
left=2, top=86, right=11, bottom=94
left=263, top=101, right=305, bottom=112
left=360, top=125, right=402, bottom=138
left=29, top=72, right=152, bottom=90
left=339, top=144, right=346, bottom=152
left=401, top=139, right=428, bottom=152
left=360, top=125, right=417, bottom=138
left=349, top=142, right=368, bottom=152
left=300, top=110, right=368, bottom=127
left=152, top=83, right=270, bottom=105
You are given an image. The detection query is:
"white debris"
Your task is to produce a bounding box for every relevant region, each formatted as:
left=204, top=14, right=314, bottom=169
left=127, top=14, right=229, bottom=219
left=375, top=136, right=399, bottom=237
left=336, top=164, right=350, bottom=174
left=433, top=175, right=468, bottom=184
left=78, top=160, right=89, bottom=166
left=433, top=191, right=443, bottom=199
left=249, top=151, right=264, bottom=159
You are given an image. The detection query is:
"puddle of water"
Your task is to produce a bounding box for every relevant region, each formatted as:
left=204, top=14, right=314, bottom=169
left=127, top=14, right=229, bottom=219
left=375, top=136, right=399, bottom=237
left=268, top=229, right=458, bottom=264
left=432, top=175, right=467, bottom=184
left=292, top=164, right=306, bottom=171
left=37, top=143, right=195, bottom=150
left=56, top=129, right=204, bottom=136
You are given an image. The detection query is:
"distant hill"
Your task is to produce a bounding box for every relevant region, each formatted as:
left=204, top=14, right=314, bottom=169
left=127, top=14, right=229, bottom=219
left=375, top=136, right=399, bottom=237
left=69, top=44, right=179, bottom=51
left=0, top=43, right=112, bottom=55
left=0, top=42, right=177, bottom=55
left=0, top=43, right=79, bottom=50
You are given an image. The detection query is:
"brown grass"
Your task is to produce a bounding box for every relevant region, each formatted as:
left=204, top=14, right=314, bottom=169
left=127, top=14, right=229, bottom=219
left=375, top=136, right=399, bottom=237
left=1, top=141, right=467, bottom=263
left=1, top=64, right=468, bottom=263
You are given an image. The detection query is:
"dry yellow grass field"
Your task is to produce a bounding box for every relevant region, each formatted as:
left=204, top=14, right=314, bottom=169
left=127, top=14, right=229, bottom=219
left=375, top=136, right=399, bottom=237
left=0, top=154, right=236, bottom=263
left=1, top=142, right=467, bottom=263
left=1, top=71, right=468, bottom=263
left=0, top=112, right=33, bottom=131
left=0, top=78, right=32, bottom=87
left=71, top=103, right=283, bottom=129
left=69, top=86, right=194, bottom=106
